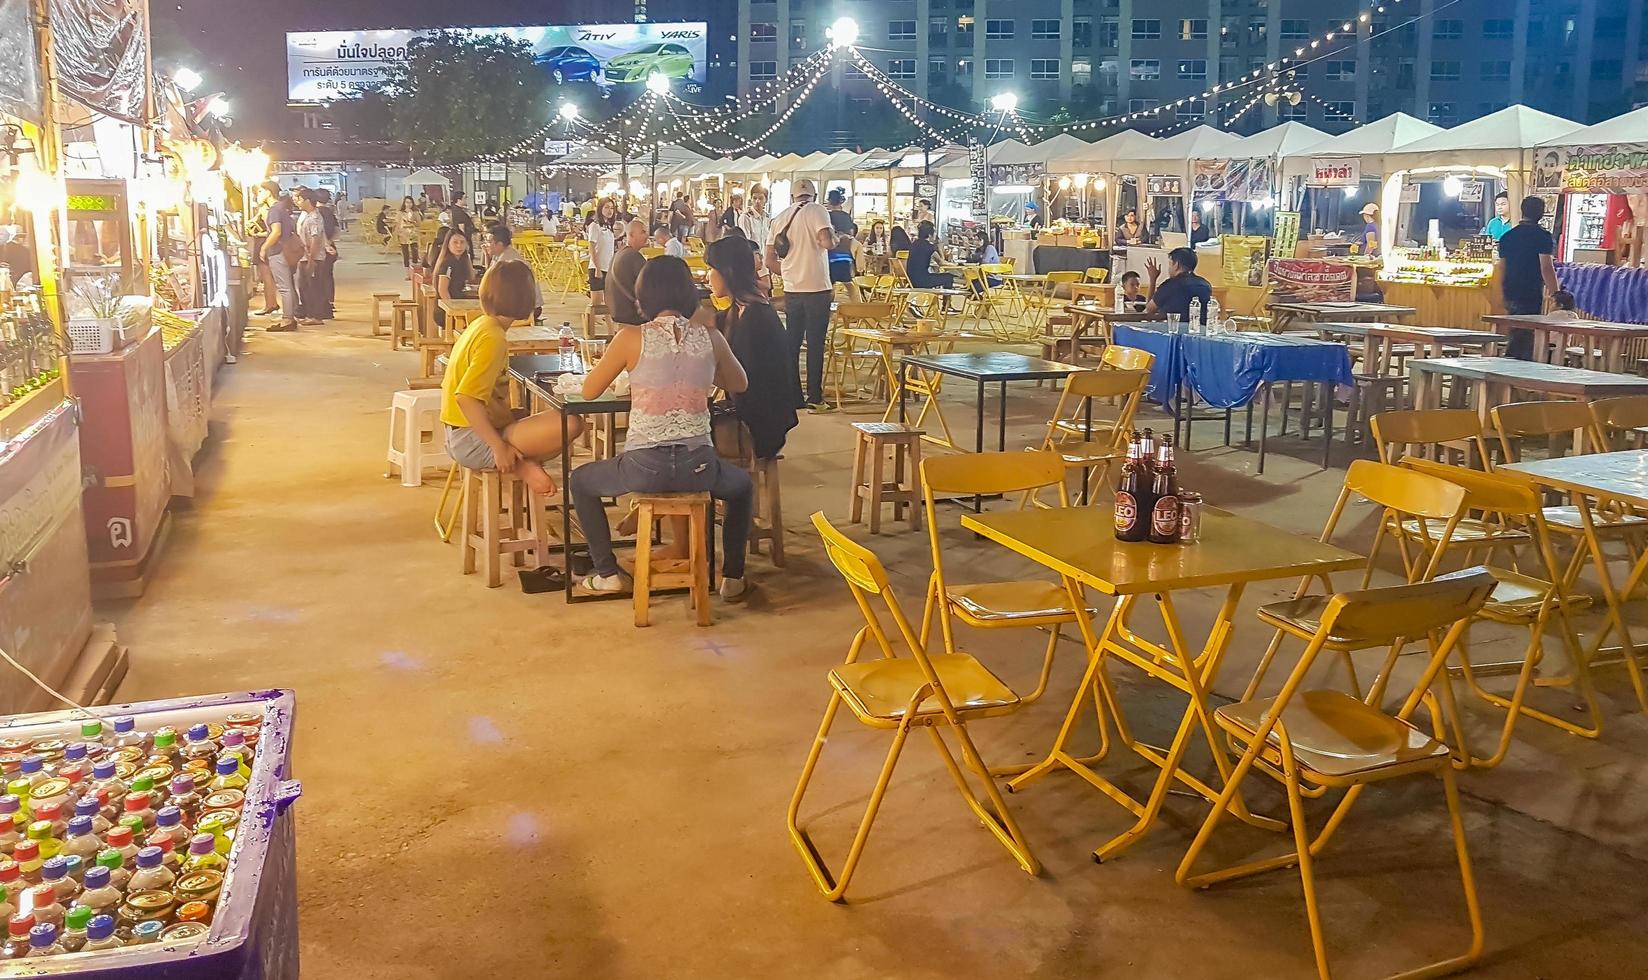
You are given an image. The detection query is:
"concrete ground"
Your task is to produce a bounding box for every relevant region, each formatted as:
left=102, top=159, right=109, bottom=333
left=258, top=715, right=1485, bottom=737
left=103, top=251, right=1648, bottom=978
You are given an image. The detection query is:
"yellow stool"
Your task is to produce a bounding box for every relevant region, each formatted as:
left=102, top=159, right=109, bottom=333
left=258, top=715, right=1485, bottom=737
left=848, top=422, right=923, bottom=534
left=458, top=467, right=549, bottom=587
left=625, top=493, right=712, bottom=627
left=372, top=292, right=401, bottom=336
left=390, top=301, right=418, bottom=351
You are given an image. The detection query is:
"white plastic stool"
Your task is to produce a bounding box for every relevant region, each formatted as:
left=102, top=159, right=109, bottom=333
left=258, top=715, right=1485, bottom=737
left=386, top=389, right=451, bottom=487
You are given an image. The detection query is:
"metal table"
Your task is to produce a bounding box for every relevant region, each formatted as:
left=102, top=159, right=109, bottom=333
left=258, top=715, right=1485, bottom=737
left=897, top=351, right=1088, bottom=455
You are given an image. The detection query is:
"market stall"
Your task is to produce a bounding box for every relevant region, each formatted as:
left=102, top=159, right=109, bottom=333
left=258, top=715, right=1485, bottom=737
left=1280, top=113, right=1442, bottom=255
left=1104, top=127, right=1245, bottom=282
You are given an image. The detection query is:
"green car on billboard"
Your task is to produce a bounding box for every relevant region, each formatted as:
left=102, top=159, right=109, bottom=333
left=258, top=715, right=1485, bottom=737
left=603, top=42, right=696, bottom=83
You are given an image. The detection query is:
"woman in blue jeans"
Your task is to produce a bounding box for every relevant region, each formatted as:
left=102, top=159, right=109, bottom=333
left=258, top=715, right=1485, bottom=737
left=571, top=255, right=755, bottom=600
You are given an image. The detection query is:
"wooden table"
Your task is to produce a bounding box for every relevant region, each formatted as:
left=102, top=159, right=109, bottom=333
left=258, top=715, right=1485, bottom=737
left=961, top=505, right=1363, bottom=861
left=438, top=298, right=482, bottom=338
left=1481, top=314, right=1648, bottom=374
left=421, top=324, right=564, bottom=381
left=1502, top=450, right=1648, bottom=714
left=897, top=352, right=1087, bottom=456
left=1068, top=282, right=1115, bottom=306
left=1409, top=356, right=1648, bottom=420
left=842, top=327, right=947, bottom=421
left=1268, top=301, right=1417, bottom=333
left=1314, top=321, right=1505, bottom=371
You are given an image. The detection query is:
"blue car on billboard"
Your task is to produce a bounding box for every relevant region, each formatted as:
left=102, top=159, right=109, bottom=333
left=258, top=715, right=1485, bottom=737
left=535, top=45, right=603, bottom=83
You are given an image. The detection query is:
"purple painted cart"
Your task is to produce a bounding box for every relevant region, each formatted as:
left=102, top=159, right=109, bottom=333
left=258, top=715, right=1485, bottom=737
left=0, top=690, right=299, bottom=979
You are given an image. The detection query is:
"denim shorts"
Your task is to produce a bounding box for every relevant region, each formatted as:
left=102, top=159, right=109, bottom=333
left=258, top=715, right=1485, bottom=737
left=445, top=425, right=496, bottom=470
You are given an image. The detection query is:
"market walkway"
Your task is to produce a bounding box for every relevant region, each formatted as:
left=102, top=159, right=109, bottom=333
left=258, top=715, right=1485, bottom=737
left=105, top=251, right=1648, bottom=978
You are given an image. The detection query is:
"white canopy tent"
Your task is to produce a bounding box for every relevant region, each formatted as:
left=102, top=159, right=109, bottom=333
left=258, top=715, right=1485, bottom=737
left=1105, top=126, right=1246, bottom=240
left=401, top=168, right=451, bottom=199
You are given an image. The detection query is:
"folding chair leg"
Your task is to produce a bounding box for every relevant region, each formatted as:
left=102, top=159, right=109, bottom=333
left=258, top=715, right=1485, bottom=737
left=925, top=725, right=1039, bottom=876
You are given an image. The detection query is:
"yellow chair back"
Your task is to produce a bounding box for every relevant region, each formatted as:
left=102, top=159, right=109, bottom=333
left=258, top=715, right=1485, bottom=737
left=1399, top=456, right=1541, bottom=518
left=640, top=246, right=665, bottom=258
left=1319, top=568, right=1499, bottom=653
left=1343, top=457, right=1470, bottom=523
left=1490, top=400, right=1596, bottom=461
left=812, top=511, right=891, bottom=597
left=1589, top=394, right=1648, bottom=448
left=1370, top=409, right=1489, bottom=465
left=1065, top=368, right=1150, bottom=402
left=1083, top=267, right=1109, bottom=283
left=1102, top=345, right=1156, bottom=371
left=1047, top=271, right=1083, bottom=285
left=921, top=450, right=1067, bottom=498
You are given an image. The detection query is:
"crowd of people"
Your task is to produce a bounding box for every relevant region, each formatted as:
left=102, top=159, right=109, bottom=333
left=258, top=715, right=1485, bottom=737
left=249, top=180, right=343, bottom=332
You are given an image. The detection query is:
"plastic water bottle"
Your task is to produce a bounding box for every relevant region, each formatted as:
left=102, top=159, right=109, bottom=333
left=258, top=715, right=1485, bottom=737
left=108, top=717, right=146, bottom=753
left=127, top=846, right=175, bottom=894
left=28, top=884, right=63, bottom=930
left=23, top=921, right=61, bottom=957
left=79, top=914, right=121, bottom=951
left=1207, top=297, right=1222, bottom=330
left=59, top=906, right=89, bottom=953
left=1114, top=285, right=1125, bottom=312
left=74, top=867, right=119, bottom=917
left=1188, top=297, right=1204, bottom=334
left=558, top=321, right=576, bottom=371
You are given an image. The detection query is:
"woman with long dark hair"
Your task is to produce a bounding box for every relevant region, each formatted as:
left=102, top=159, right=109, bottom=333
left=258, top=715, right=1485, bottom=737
left=704, top=237, right=798, bottom=460
left=586, top=198, right=619, bottom=307
left=905, top=220, right=954, bottom=289
left=433, top=230, right=473, bottom=330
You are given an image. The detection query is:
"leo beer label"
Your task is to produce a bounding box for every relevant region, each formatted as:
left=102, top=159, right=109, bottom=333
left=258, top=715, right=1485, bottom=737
left=1114, top=491, right=1138, bottom=533
left=1151, top=496, right=1181, bottom=541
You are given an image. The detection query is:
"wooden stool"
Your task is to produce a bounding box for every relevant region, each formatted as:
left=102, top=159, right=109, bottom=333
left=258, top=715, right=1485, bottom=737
left=625, top=493, right=712, bottom=627
left=390, top=301, right=418, bottom=350
left=848, top=422, right=923, bottom=533
left=747, top=456, right=785, bottom=567
left=372, top=292, right=401, bottom=336
left=458, top=467, right=550, bottom=587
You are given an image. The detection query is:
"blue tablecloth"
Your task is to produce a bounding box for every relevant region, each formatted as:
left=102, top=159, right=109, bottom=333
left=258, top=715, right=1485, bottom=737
left=1111, top=325, right=1354, bottom=409
left=1556, top=262, right=1648, bottom=325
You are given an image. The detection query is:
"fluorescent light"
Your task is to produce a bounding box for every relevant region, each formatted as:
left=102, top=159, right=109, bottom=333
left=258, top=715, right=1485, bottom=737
left=173, top=67, right=203, bottom=92
left=992, top=184, right=1034, bottom=194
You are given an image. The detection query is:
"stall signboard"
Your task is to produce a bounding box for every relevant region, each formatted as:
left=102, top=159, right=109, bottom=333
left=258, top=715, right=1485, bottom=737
left=0, top=0, right=41, bottom=124
left=968, top=143, right=987, bottom=217
left=1400, top=182, right=1421, bottom=204
left=1535, top=145, right=1648, bottom=193
left=1147, top=175, right=1183, bottom=197
left=1459, top=180, right=1484, bottom=203
left=988, top=162, right=1043, bottom=186
left=1307, top=157, right=1360, bottom=187
left=1221, top=236, right=1270, bottom=286
left=286, top=23, right=710, bottom=101
left=1267, top=258, right=1355, bottom=303
left=915, top=177, right=938, bottom=201
left=1189, top=158, right=1272, bottom=201
left=541, top=140, right=572, bottom=157
left=1272, top=211, right=1301, bottom=259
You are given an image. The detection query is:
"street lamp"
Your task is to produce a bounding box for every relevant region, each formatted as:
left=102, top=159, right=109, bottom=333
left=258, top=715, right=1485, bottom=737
left=645, top=72, right=670, bottom=96
left=826, top=17, right=859, bottom=48
left=979, top=92, right=1019, bottom=221
left=558, top=102, right=579, bottom=122
left=989, top=92, right=1018, bottom=113
left=173, top=67, right=203, bottom=92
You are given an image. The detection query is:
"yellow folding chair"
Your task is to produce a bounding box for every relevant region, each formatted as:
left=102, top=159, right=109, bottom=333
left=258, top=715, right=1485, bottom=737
left=1589, top=394, right=1648, bottom=450
left=1101, top=344, right=1154, bottom=372
left=1082, top=267, right=1109, bottom=284
left=788, top=513, right=1039, bottom=901
left=919, top=452, right=1079, bottom=709
left=1370, top=408, right=1493, bottom=466
left=827, top=303, right=900, bottom=409
left=1177, top=570, right=1496, bottom=980
left=1244, top=459, right=1469, bottom=705
left=1399, top=458, right=1597, bottom=763
left=1029, top=369, right=1150, bottom=507
left=639, top=246, right=665, bottom=259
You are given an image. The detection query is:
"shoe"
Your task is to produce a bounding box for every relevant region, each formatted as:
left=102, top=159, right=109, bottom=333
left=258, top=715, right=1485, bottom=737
left=253, top=307, right=278, bottom=316
left=266, top=321, right=297, bottom=332
left=719, top=577, right=751, bottom=602
left=806, top=401, right=835, bottom=414
left=577, top=572, right=630, bottom=594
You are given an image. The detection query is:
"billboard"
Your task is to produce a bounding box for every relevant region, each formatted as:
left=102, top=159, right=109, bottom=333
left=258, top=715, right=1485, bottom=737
left=286, top=23, right=709, bottom=102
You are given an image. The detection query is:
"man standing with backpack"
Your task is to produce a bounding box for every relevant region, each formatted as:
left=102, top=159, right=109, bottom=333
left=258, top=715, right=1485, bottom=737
left=764, top=179, right=837, bottom=412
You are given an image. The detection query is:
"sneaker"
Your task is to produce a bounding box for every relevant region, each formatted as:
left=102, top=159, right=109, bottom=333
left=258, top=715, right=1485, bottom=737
left=577, top=572, right=629, bottom=594
left=266, top=321, right=297, bottom=332
left=806, top=401, right=835, bottom=414
left=299, top=318, right=324, bottom=326
left=719, top=577, right=751, bottom=602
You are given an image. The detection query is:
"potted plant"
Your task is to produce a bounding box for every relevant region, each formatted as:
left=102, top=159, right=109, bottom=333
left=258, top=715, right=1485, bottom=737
left=67, top=273, right=141, bottom=354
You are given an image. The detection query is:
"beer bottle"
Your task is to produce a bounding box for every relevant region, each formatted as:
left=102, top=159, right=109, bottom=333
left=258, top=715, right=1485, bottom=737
left=1114, top=436, right=1152, bottom=542
left=1138, top=428, right=1157, bottom=476
left=1148, top=437, right=1182, bottom=544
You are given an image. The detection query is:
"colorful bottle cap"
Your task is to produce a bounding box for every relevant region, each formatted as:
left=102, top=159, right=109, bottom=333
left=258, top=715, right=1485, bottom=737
left=91, top=760, right=115, bottom=781
left=132, top=919, right=163, bottom=942
left=64, top=906, right=90, bottom=930
left=66, top=817, right=91, bottom=839
left=106, top=826, right=133, bottom=849
left=186, top=724, right=209, bottom=743
left=0, top=860, right=18, bottom=884
left=40, top=857, right=66, bottom=882
left=27, top=922, right=56, bottom=949
left=83, top=865, right=109, bottom=889
left=119, top=816, right=145, bottom=838
left=13, top=841, right=39, bottom=864
left=5, top=779, right=29, bottom=799
left=25, top=821, right=52, bottom=843
left=28, top=884, right=52, bottom=906
left=187, top=833, right=214, bottom=856
left=125, top=791, right=152, bottom=813
left=152, top=730, right=176, bottom=750
left=33, top=802, right=62, bottom=822
left=0, top=796, right=17, bottom=816
left=170, top=775, right=194, bottom=796
left=111, top=717, right=135, bottom=735
left=18, top=757, right=41, bottom=776
left=73, top=799, right=98, bottom=820
left=176, top=900, right=209, bottom=923
left=135, top=846, right=162, bottom=869
left=61, top=856, right=82, bottom=879
left=214, top=757, right=239, bottom=776
left=63, top=744, right=87, bottom=763
left=155, top=806, right=181, bottom=828
left=80, top=721, right=102, bottom=740
left=7, top=913, right=33, bottom=938
left=59, top=764, right=85, bottom=785
left=86, top=914, right=114, bottom=940
left=129, top=776, right=154, bottom=795
left=221, top=730, right=246, bottom=748
left=94, top=849, right=121, bottom=871
left=145, top=831, right=174, bottom=855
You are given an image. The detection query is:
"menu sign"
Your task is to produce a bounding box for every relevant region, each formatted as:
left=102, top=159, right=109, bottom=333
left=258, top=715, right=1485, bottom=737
left=1308, top=157, right=1360, bottom=187
left=1267, top=258, right=1354, bottom=303
left=1146, top=175, right=1183, bottom=197
left=1272, top=211, right=1301, bottom=260
left=968, top=142, right=988, bottom=217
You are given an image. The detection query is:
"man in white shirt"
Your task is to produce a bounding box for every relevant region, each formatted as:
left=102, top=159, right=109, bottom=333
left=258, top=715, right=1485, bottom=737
left=764, top=178, right=838, bottom=411
left=654, top=225, right=687, bottom=258
left=486, top=224, right=543, bottom=320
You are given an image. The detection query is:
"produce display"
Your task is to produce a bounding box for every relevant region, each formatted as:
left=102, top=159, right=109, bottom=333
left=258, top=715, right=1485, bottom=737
left=1382, top=246, right=1495, bottom=286
left=0, top=712, right=260, bottom=959
left=153, top=308, right=199, bottom=352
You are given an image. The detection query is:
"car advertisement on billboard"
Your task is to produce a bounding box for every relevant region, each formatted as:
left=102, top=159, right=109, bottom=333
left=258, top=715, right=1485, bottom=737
left=286, top=23, right=708, bottom=102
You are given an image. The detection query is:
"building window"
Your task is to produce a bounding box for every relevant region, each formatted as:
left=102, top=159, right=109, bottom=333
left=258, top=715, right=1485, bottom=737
left=1279, top=20, right=1308, bottom=41
left=1072, top=57, right=1092, bottom=80
left=1279, top=102, right=1307, bottom=121
left=1032, top=58, right=1060, bottom=79
left=1073, top=16, right=1094, bottom=48
left=888, top=58, right=916, bottom=78
left=1128, top=98, right=1159, bottom=112
left=929, top=58, right=948, bottom=78
left=1032, top=19, right=1060, bottom=39
left=1099, top=17, right=1119, bottom=47
left=888, top=20, right=916, bottom=41
left=749, top=61, right=777, bottom=80
left=790, top=21, right=807, bottom=51
left=1323, top=101, right=1355, bottom=121
left=1177, top=98, right=1206, bottom=119
left=957, top=15, right=974, bottom=39
left=1177, top=59, right=1207, bottom=79
left=1130, top=58, right=1161, bottom=80
left=1482, top=19, right=1513, bottom=40
left=1479, top=60, right=1510, bottom=82
left=1592, top=59, right=1623, bottom=80
left=1430, top=61, right=1461, bottom=82
left=1324, top=60, right=1355, bottom=81
left=1596, top=16, right=1626, bottom=38
left=1433, top=19, right=1463, bottom=40
left=957, top=57, right=973, bottom=77
left=1180, top=19, right=1208, bottom=40
left=1428, top=101, right=1457, bottom=124
left=750, top=22, right=777, bottom=41
left=986, top=19, right=1014, bottom=40
left=1247, top=17, right=1267, bottom=42
left=929, top=16, right=948, bottom=45
left=985, top=58, right=1015, bottom=78
left=1132, top=19, right=1161, bottom=40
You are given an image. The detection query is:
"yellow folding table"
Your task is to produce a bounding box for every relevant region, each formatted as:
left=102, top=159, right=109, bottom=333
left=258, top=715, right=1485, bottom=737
left=960, top=505, right=1363, bottom=861
left=842, top=327, right=945, bottom=422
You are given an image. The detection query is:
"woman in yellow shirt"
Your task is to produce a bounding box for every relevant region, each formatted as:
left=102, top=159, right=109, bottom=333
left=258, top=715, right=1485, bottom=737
left=440, top=261, right=582, bottom=494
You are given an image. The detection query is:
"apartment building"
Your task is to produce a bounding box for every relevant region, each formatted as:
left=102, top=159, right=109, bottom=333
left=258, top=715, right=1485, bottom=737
left=735, top=0, right=1646, bottom=128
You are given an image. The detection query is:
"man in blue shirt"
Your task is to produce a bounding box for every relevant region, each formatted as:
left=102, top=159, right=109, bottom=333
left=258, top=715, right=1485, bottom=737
left=1145, top=247, right=1213, bottom=325
left=1484, top=192, right=1514, bottom=241
left=1495, top=195, right=1561, bottom=359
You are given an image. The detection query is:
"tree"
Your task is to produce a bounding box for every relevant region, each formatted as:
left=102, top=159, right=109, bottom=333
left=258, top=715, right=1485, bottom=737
left=370, top=31, right=555, bottom=162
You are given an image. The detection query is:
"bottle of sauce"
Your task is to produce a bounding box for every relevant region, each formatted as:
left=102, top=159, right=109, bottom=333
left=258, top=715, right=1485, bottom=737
left=1148, top=437, right=1181, bottom=545
left=1, top=913, right=32, bottom=959
left=60, top=905, right=90, bottom=952
left=72, top=867, right=120, bottom=918
left=1114, top=435, right=1154, bottom=542
left=80, top=914, right=122, bottom=951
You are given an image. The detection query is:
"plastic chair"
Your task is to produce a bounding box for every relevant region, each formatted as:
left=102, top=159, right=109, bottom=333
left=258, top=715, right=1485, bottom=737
left=788, top=513, right=1039, bottom=901
left=920, top=452, right=1078, bottom=710
left=1083, top=267, right=1109, bottom=283
left=639, top=246, right=665, bottom=259
left=1244, top=459, right=1469, bottom=705
left=1177, top=570, right=1496, bottom=980
left=1399, top=458, right=1598, bottom=763
left=1370, top=408, right=1492, bottom=467
left=1031, top=370, right=1150, bottom=507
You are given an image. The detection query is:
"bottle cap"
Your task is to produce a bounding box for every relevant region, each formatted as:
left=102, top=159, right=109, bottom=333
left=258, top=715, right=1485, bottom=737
left=145, top=831, right=174, bottom=854
left=5, top=779, right=29, bottom=799
left=65, top=906, right=90, bottom=930
left=91, top=760, right=115, bottom=781
left=186, top=724, right=209, bottom=743
left=133, top=919, right=163, bottom=941
left=170, top=775, right=194, bottom=796
left=18, top=756, right=41, bottom=775
left=7, top=913, right=33, bottom=938
left=12, top=841, right=38, bottom=864
left=107, top=826, right=133, bottom=849
left=152, top=730, right=176, bottom=750
left=124, top=791, right=152, bottom=813
left=221, top=730, right=246, bottom=748
left=61, top=856, right=81, bottom=879
left=59, top=764, right=85, bottom=785
left=156, top=806, right=181, bottom=828
left=66, top=815, right=91, bottom=838
left=136, top=846, right=162, bottom=869
left=83, top=865, right=109, bottom=890
left=0, top=860, right=17, bottom=883
left=176, top=900, right=210, bottom=923
left=40, top=857, right=65, bottom=882
left=129, top=776, right=154, bottom=795
left=111, top=717, right=135, bottom=735
left=28, top=922, right=56, bottom=948
left=119, top=815, right=145, bottom=836
left=33, top=801, right=62, bottom=822
left=63, top=744, right=86, bottom=763
left=73, top=798, right=98, bottom=820
left=28, top=884, right=52, bottom=906
left=0, top=795, right=17, bottom=816
left=25, top=821, right=51, bottom=843
left=214, top=757, right=239, bottom=776
left=80, top=720, right=102, bottom=740
left=187, top=833, right=214, bottom=856
left=95, top=848, right=122, bottom=871
left=86, top=914, right=114, bottom=940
